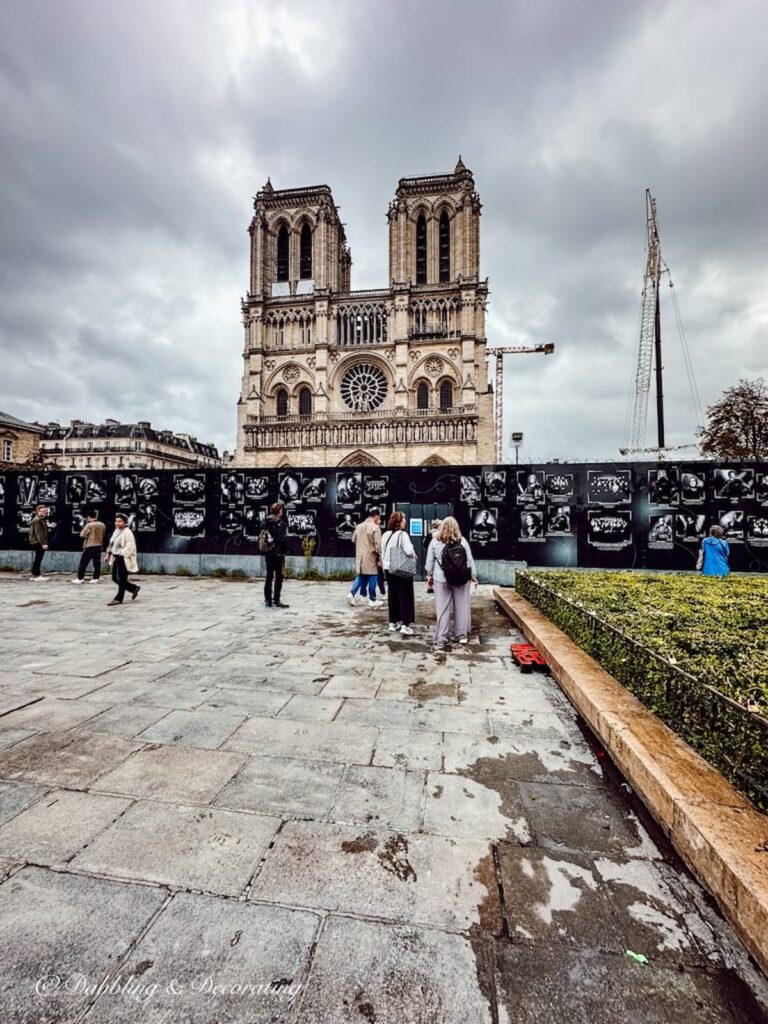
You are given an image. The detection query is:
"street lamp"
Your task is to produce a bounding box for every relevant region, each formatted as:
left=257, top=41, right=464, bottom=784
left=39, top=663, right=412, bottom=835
left=510, top=431, right=524, bottom=467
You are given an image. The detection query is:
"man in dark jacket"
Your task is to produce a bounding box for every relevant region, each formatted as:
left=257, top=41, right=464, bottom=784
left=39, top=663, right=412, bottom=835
left=263, top=502, right=289, bottom=609
left=28, top=504, right=49, bottom=580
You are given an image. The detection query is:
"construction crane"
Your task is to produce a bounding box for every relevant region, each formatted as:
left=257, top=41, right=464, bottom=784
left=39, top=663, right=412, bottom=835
left=628, top=189, right=664, bottom=453
left=485, top=343, right=555, bottom=462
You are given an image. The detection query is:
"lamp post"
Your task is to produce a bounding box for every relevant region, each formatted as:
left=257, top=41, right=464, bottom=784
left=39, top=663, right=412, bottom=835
left=510, top=431, right=524, bottom=467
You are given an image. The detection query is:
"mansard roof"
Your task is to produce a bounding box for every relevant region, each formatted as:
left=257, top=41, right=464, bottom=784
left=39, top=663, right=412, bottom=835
left=42, top=420, right=219, bottom=458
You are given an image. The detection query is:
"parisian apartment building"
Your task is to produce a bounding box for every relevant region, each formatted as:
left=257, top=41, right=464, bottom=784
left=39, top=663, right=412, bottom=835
left=0, top=410, right=45, bottom=466
left=39, top=419, right=220, bottom=471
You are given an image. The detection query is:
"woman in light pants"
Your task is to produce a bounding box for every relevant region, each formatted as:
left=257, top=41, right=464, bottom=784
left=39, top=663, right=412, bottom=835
left=425, top=517, right=477, bottom=651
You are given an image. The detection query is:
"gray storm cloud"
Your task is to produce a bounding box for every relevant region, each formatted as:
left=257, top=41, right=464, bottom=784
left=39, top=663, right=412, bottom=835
left=0, top=0, right=766, bottom=458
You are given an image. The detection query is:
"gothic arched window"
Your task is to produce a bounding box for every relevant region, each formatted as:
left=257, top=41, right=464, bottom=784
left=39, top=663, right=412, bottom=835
left=439, top=379, right=453, bottom=410
left=439, top=210, right=450, bottom=283
left=416, top=214, right=427, bottom=285
left=299, top=386, right=312, bottom=417
left=417, top=381, right=429, bottom=410
left=276, top=387, right=288, bottom=417
left=276, top=225, right=289, bottom=282
left=300, top=223, right=312, bottom=279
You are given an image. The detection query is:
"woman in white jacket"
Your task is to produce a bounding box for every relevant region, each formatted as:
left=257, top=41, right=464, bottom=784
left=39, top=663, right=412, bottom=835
left=381, top=510, right=418, bottom=636
left=105, top=513, right=141, bottom=606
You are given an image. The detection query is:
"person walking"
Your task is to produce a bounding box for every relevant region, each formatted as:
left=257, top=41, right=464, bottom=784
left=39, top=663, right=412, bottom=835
left=106, top=513, right=140, bottom=606
left=381, top=510, right=418, bottom=635
left=425, top=516, right=477, bottom=651
left=262, top=502, right=289, bottom=609
left=28, top=504, right=50, bottom=580
left=425, top=518, right=442, bottom=595
left=347, top=508, right=383, bottom=608
left=698, top=525, right=730, bottom=577
left=71, top=511, right=106, bottom=584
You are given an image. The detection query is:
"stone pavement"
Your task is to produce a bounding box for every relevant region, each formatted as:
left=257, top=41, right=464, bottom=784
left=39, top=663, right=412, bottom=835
left=0, top=572, right=765, bottom=1024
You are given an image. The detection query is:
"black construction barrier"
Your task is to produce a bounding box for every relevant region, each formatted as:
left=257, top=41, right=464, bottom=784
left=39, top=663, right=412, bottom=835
left=1, top=462, right=767, bottom=572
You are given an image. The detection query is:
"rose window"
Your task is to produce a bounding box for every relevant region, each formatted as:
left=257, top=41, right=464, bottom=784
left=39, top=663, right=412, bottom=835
left=340, top=363, right=388, bottom=411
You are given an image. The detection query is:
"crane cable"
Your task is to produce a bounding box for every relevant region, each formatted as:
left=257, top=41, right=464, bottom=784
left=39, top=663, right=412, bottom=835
left=664, top=267, right=705, bottom=431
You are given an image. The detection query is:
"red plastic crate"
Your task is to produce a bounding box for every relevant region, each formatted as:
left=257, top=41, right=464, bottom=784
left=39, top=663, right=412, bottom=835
left=510, top=643, right=548, bottom=672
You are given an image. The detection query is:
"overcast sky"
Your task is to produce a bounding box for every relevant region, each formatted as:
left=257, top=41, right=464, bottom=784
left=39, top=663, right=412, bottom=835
left=1, top=0, right=766, bottom=461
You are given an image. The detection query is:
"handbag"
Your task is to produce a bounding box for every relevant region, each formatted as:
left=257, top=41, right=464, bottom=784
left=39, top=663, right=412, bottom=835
left=387, top=532, right=417, bottom=579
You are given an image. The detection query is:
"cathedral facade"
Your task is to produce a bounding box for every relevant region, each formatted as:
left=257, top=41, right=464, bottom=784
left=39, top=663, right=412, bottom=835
left=235, top=159, right=495, bottom=467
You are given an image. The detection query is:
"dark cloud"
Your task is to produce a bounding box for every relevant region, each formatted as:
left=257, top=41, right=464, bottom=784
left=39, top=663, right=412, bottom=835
left=1, top=0, right=766, bottom=458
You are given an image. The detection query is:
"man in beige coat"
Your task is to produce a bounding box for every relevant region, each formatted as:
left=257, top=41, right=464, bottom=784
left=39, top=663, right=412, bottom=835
left=347, top=508, right=383, bottom=608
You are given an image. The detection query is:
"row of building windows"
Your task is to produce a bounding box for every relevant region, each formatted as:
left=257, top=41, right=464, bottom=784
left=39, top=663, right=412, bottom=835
left=276, top=224, right=313, bottom=282
left=417, top=380, right=453, bottom=410
left=272, top=381, right=454, bottom=417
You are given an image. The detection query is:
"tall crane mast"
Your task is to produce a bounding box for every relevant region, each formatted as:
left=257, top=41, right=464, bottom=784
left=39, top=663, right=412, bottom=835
left=485, top=343, right=555, bottom=462
left=629, top=190, right=665, bottom=453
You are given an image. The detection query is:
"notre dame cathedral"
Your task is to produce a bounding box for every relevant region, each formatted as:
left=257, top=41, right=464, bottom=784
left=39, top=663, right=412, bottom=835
left=235, top=159, right=495, bottom=467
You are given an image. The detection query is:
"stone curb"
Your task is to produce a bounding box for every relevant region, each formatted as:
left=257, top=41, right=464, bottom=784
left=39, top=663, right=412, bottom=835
left=493, top=586, right=768, bottom=976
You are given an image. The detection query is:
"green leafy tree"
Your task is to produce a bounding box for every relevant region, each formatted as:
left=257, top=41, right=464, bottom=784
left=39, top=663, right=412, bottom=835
left=697, top=377, right=768, bottom=460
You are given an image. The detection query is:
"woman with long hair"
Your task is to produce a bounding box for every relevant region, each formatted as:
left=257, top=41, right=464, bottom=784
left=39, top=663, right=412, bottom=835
left=381, top=510, right=418, bottom=635
left=425, top=516, right=477, bottom=650
left=105, top=513, right=141, bottom=606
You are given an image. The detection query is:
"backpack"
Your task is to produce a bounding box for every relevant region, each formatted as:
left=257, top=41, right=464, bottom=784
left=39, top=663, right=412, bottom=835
left=439, top=540, right=471, bottom=587
left=258, top=520, right=276, bottom=554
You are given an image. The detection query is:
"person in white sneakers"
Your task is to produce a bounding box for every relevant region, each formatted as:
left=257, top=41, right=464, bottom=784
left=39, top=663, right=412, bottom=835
left=381, top=510, right=418, bottom=635
left=346, top=508, right=383, bottom=609
left=71, top=510, right=106, bottom=584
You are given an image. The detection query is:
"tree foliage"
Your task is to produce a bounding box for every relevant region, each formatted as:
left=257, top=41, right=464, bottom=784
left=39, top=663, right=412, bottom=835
left=697, top=377, right=768, bottom=460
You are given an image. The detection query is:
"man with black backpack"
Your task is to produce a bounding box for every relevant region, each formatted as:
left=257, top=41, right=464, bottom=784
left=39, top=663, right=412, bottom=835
left=259, top=502, right=289, bottom=609
left=425, top=516, right=477, bottom=651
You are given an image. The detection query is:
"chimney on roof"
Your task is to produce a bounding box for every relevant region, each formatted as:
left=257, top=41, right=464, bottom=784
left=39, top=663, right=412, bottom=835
left=137, top=420, right=150, bottom=429
left=70, top=419, right=84, bottom=427
left=105, top=418, right=120, bottom=427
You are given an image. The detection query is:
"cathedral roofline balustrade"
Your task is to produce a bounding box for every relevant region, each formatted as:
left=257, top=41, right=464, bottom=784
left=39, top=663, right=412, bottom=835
left=248, top=405, right=477, bottom=426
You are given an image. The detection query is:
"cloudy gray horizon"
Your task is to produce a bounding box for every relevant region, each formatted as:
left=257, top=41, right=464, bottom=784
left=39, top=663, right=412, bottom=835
left=1, top=0, right=766, bottom=462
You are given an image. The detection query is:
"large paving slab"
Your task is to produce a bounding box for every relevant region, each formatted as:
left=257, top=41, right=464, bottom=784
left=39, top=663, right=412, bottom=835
left=72, top=800, right=281, bottom=895
left=223, top=715, right=379, bottom=764
left=0, top=866, right=167, bottom=1024
left=137, top=707, right=245, bottom=748
left=215, top=754, right=345, bottom=818
left=0, top=780, right=48, bottom=827
left=250, top=820, right=498, bottom=932
left=85, top=892, right=320, bottom=1023
left=329, top=764, right=424, bottom=830
left=0, top=731, right=141, bottom=787
left=295, top=915, right=493, bottom=1023
left=91, top=743, right=247, bottom=803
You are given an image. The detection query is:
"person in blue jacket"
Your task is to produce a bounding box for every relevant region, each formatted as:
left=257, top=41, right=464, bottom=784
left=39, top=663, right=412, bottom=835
left=699, top=525, right=730, bottom=577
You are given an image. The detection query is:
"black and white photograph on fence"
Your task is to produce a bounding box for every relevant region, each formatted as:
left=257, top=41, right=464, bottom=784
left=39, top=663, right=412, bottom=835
left=714, top=468, right=754, bottom=501
left=460, top=475, right=482, bottom=504
left=675, top=513, right=706, bottom=541
left=138, top=504, right=157, bottom=532
left=220, top=472, right=244, bottom=505
left=116, top=474, right=137, bottom=505
left=278, top=472, right=302, bottom=505
left=336, top=473, right=362, bottom=508
left=364, top=475, right=389, bottom=502
left=301, top=477, right=326, bottom=503
left=172, top=506, right=205, bottom=538
left=220, top=508, right=243, bottom=533
left=545, top=473, right=574, bottom=503
left=680, top=471, right=706, bottom=504
left=245, top=477, right=269, bottom=500
left=244, top=505, right=268, bottom=539
left=17, top=474, right=37, bottom=506
left=587, top=510, right=632, bottom=549
left=520, top=510, right=545, bottom=541
left=648, top=513, right=675, bottom=550
left=470, top=508, right=497, bottom=544
left=0, top=476, right=5, bottom=504
left=137, top=477, right=159, bottom=500
left=86, top=478, right=108, bottom=503
left=757, top=474, right=768, bottom=505
left=65, top=475, right=85, bottom=505
left=37, top=478, right=58, bottom=503
left=336, top=512, right=357, bottom=539
left=546, top=506, right=572, bottom=535
left=717, top=508, right=745, bottom=542
left=287, top=510, right=317, bottom=536
left=747, top=516, right=768, bottom=546
left=17, top=509, right=35, bottom=532
left=71, top=507, right=89, bottom=534
left=516, top=471, right=545, bottom=506
left=587, top=470, right=630, bottom=505
left=648, top=468, right=680, bottom=506
left=483, top=471, right=506, bottom=502
left=173, top=474, right=205, bottom=505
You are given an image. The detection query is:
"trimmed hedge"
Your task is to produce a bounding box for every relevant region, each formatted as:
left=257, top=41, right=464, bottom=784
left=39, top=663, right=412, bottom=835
left=517, top=570, right=768, bottom=809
